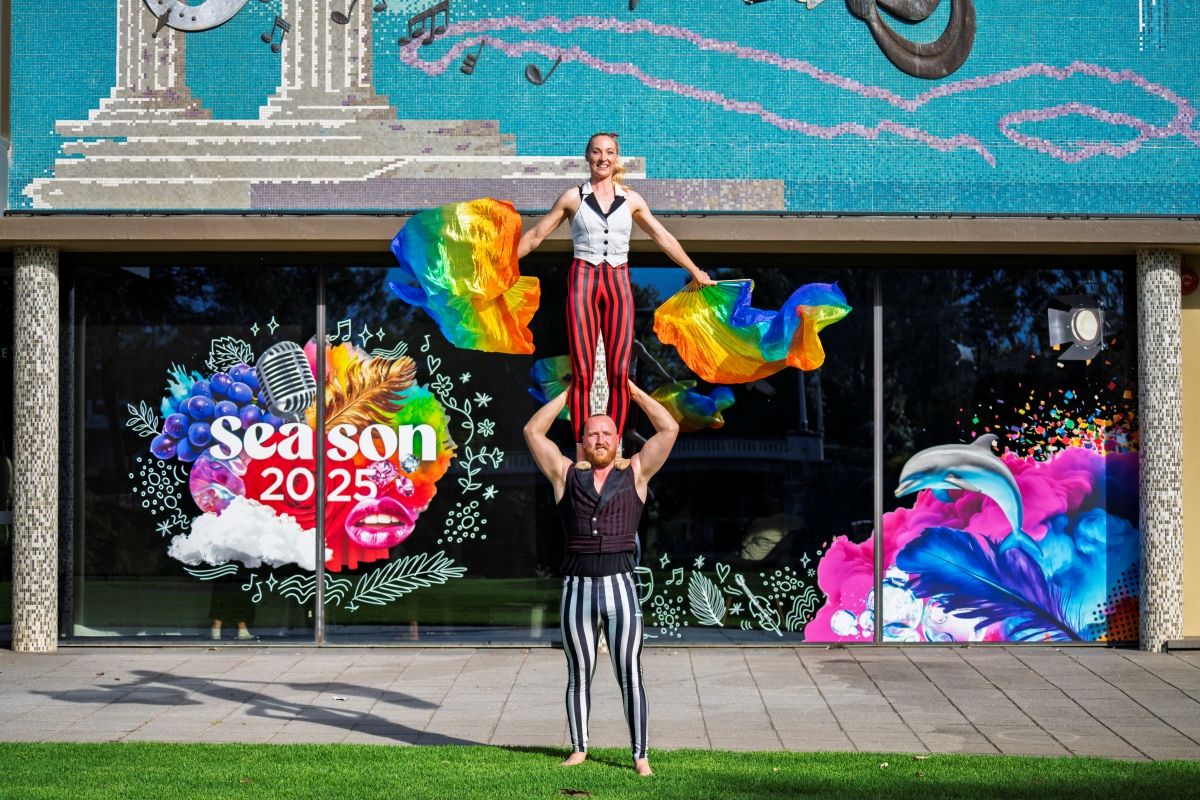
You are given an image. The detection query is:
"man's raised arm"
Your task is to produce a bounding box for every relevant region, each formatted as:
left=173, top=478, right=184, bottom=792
left=628, top=381, right=679, bottom=487
left=523, top=391, right=573, bottom=493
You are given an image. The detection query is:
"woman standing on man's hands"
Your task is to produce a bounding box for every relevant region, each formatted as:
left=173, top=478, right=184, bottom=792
left=517, top=132, right=717, bottom=452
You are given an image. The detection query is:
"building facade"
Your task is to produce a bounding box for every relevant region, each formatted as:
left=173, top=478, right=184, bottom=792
left=2, top=0, right=1198, bottom=650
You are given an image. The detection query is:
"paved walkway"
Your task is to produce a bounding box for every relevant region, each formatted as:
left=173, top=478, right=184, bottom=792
left=1, top=646, right=1199, bottom=760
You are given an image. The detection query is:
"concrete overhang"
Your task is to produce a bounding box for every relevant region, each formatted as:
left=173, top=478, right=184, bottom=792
left=1, top=214, right=1198, bottom=256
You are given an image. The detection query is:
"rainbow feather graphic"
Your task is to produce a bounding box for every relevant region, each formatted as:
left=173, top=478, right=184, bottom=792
left=389, top=198, right=540, bottom=354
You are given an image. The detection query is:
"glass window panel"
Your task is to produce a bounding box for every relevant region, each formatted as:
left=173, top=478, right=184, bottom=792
left=879, top=263, right=1138, bottom=644
left=323, top=262, right=559, bottom=643
left=321, top=255, right=873, bottom=644
left=629, top=264, right=874, bottom=643
left=63, top=259, right=318, bottom=642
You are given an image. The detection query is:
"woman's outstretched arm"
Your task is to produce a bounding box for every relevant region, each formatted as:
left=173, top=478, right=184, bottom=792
left=517, top=187, right=578, bottom=259
left=627, top=191, right=716, bottom=286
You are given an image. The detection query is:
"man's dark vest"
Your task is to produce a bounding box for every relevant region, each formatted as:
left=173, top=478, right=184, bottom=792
left=558, top=465, right=643, bottom=554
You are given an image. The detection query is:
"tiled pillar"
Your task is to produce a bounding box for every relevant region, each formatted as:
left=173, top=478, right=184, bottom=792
left=94, top=0, right=206, bottom=118
left=11, top=246, right=59, bottom=652
left=1137, top=248, right=1183, bottom=652
left=261, top=0, right=394, bottom=119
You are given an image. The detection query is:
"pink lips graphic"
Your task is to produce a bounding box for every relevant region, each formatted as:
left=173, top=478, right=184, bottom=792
left=344, top=495, right=417, bottom=549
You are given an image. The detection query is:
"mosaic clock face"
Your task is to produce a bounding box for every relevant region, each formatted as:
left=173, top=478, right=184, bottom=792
left=142, top=0, right=252, bottom=33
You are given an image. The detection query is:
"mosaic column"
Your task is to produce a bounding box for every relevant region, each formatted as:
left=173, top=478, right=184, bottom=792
left=89, top=0, right=206, bottom=119
left=261, top=0, right=394, bottom=119
left=11, top=246, right=60, bottom=652
left=1137, top=248, right=1183, bottom=652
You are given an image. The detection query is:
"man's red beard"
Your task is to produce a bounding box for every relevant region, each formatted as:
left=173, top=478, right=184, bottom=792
left=585, top=445, right=617, bottom=468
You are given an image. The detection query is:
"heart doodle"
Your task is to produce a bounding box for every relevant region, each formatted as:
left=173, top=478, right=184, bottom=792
left=715, top=562, right=730, bottom=583
left=426, top=354, right=442, bottom=374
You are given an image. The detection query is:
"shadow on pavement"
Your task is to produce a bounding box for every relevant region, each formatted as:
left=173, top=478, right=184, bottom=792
left=32, top=669, right=482, bottom=746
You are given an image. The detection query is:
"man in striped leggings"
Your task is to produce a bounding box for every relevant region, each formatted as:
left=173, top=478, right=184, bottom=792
left=524, top=379, right=680, bottom=776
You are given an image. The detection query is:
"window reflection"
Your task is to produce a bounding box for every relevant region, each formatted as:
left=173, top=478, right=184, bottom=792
left=317, top=260, right=873, bottom=643
left=64, top=260, right=318, bottom=641
left=55, top=256, right=1135, bottom=647
left=867, top=264, right=1138, bottom=644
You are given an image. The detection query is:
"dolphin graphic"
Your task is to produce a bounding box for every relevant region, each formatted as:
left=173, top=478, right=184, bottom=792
left=895, top=434, right=1037, bottom=552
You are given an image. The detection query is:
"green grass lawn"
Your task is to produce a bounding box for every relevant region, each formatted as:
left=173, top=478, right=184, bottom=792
left=1, top=743, right=1197, bottom=800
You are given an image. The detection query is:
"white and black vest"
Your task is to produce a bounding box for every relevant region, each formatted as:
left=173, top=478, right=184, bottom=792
left=571, top=182, right=633, bottom=266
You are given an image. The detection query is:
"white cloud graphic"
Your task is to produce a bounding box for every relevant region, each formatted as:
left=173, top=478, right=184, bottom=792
left=168, top=496, right=326, bottom=571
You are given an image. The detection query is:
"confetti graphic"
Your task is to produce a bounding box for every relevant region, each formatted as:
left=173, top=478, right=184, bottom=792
left=957, top=381, right=1137, bottom=460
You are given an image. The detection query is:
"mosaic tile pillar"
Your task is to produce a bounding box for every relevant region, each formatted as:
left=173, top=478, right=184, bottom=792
left=261, top=0, right=394, bottom=119
left=1137, top=248, right=1183, bottom=652
left=93, top=0, right=206, bottom=118
left=11, top=246, right=60, bottom=652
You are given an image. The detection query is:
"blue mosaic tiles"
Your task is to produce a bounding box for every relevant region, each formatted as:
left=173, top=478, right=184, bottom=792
left=7, top=0, right=1200, bottom=213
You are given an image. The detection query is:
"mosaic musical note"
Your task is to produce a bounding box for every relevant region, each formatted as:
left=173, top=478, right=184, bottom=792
left=524, top=54, right=563, bottom=86
left=331, top=0, right=388, bottom=25
left=330, top=0, right=358, bottom=24
left=399, top=0, right=449, bottom=46
left=461, top=41, right=485, bottom=75
left=260, top=15, right=290, bottom=53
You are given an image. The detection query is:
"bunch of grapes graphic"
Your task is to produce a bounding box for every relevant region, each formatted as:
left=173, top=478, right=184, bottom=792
left=151, top=363, right=283, bottom=463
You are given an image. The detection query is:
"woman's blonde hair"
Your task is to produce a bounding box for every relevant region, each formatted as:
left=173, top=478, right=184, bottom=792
left=585, top=132, right=626, bottom=186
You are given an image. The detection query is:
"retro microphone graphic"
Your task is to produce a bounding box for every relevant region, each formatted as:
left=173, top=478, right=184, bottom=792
left=257, top=341, right=318, bottom=422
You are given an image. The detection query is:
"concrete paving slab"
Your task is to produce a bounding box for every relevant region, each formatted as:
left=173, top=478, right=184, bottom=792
left=0, top=646, right=1197, bottom=760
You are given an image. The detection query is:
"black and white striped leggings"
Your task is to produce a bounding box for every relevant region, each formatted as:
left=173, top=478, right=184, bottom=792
left=560, top=572, right=648, bottom=759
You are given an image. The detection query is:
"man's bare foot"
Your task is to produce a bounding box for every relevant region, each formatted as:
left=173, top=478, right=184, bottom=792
left=560, top=752, right=587, bottom=767
left=634, top=758, right=653, bottom=776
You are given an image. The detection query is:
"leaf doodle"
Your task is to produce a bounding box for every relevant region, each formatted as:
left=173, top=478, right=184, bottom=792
left=205, top=336, right=256, bottom=373
left=125, top=401, right=161, bottom=438
left=688, top=571, right=727, bottom=627
left=345, top=551, right=466, bottom=609
left=308, top=355, right=417, bottom=431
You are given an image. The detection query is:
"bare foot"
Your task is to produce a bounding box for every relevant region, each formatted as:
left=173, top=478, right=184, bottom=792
left=634, top=758, right=653, bottom=776
left=560, top=752, right=587, bottom=767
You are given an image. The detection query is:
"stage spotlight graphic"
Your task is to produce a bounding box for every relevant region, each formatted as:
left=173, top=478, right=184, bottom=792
left=1047, top=293, right=1109, bottom=362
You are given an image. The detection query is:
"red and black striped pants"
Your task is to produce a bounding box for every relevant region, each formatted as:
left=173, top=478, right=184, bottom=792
left=567, top=258, right=634, bottom=441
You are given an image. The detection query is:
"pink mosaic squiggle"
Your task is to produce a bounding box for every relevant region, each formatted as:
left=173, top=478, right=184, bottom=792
left=397, top=15, right=1200, bottom=166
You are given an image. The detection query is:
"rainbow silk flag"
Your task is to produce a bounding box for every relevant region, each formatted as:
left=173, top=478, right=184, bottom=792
left=389, top=199, right=540, bottom=354
left=653, top=280, right=851, bottom=383
left=529, top=355, right=573, bottom=420
left=651, top=381, right=735, bottom=432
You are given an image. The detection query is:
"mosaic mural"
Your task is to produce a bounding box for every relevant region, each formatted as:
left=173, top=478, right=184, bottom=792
left=8, top=0, right=1199, bottom=213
